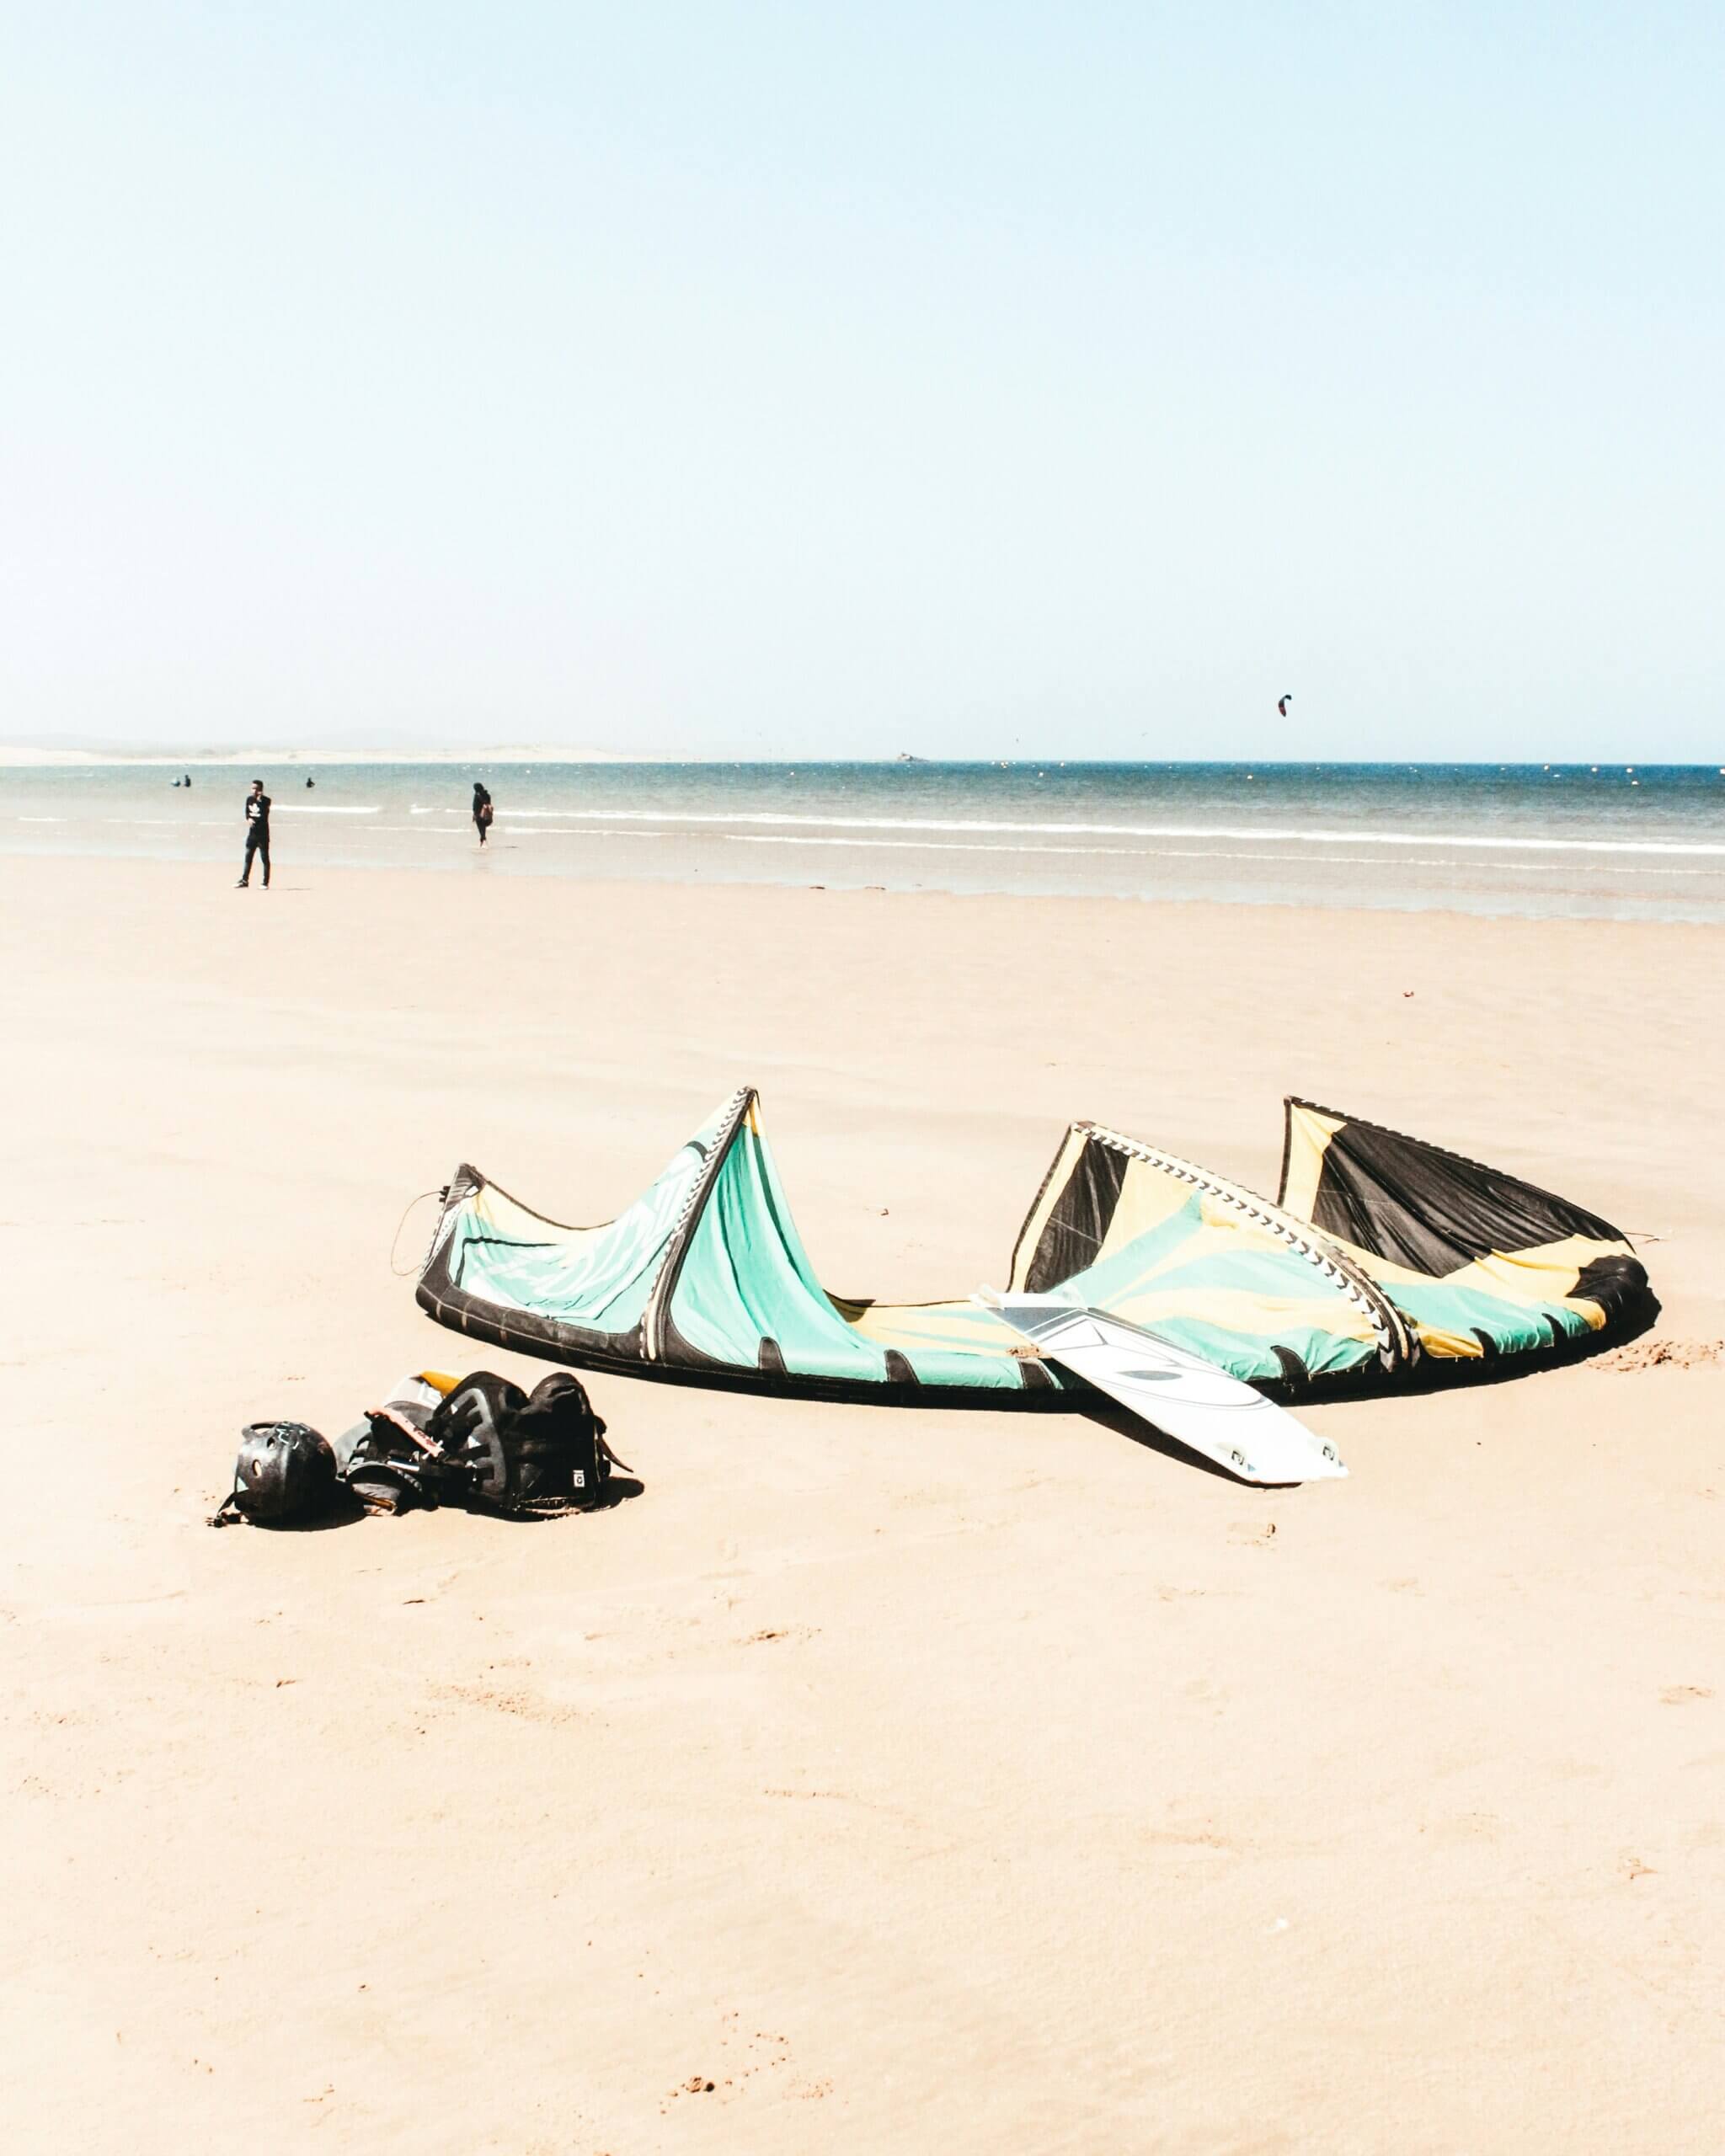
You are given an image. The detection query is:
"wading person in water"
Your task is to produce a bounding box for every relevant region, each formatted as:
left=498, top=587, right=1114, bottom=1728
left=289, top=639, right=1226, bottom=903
left=236, top=779, right=271, bottom=888
left=472, top=782, right=494, bottom=846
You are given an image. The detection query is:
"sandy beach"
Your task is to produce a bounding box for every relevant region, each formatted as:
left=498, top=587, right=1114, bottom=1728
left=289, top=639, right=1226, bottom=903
left=3, top=851, right=1720, bottom=2153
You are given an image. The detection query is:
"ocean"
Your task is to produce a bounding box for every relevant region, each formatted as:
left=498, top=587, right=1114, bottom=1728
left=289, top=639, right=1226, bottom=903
left=4, top=760, right=1722, bottom=923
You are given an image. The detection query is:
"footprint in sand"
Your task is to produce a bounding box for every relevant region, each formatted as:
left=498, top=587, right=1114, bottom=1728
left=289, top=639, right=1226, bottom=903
left=1595, top=1339, right=1725, bottom=1370
left=1423, top=1811, right=1503, bottom=1845
left=1659, top=1684, right=1713, bottom=1705
left=660, top=2013, right=798, bottom=2113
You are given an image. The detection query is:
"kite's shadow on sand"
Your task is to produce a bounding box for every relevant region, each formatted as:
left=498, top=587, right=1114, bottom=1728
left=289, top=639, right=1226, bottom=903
left=1075, top=1396, right=1271, bottom=1484
left=1073, top=1302, right=1660, bottom=1487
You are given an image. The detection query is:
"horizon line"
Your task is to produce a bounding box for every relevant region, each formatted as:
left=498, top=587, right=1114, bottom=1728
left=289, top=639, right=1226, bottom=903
left=2, top=745, right=1719, bottom=774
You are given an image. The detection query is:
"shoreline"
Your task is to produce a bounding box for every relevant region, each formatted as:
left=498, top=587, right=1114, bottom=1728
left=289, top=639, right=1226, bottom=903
left=5, top=841, right=1722, bottom=965
left=3, top=818, right=1720, bottom=926
left=8, top=835, right=1725, bottom=929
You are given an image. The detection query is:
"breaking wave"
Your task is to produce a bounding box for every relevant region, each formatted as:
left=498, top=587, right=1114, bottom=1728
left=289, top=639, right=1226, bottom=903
left=491, top=807, right=1725, bottom=858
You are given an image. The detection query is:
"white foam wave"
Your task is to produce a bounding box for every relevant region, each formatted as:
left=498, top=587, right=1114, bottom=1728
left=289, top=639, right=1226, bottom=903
left=484, top=807, right=1725, bottom=858
left=273, top=803, right=380, bottom=814
left=499, top=825, right=668, bottom=838
left=724, top=835, right=1461, bottom=868
left=728, top=834, right=1145, bottom=858
left=724, top=834, right=1717, bottom=876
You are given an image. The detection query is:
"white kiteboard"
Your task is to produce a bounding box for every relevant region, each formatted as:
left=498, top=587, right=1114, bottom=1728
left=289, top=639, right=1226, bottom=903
left=975, top=1289, right=1347, bottom=1486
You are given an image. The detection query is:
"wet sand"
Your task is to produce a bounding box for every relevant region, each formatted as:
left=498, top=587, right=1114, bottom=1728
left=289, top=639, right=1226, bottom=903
left=3, top=853, right=1720, bottom=2152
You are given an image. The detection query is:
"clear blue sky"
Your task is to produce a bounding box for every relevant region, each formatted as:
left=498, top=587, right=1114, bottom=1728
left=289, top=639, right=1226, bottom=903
left=3, top=3, right=1720, bottom=759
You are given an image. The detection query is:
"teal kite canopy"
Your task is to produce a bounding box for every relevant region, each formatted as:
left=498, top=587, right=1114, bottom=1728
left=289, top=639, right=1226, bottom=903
left=415, top=1086, right=1654, bottom=1406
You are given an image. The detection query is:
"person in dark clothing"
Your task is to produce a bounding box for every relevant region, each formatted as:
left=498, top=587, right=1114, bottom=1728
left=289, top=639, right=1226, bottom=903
left=472, top=782, right=494, bottom=846
left=237, top=779, right=271, bottom=888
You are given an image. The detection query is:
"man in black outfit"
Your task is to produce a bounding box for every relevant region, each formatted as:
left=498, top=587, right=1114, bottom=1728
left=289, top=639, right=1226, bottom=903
left=237, top=779, right=271, bottom=888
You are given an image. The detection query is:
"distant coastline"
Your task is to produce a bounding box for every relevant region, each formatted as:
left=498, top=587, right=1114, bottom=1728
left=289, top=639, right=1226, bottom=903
left=0, top=743, right=642, bottom=768
left=7, top=745, right=1715, bottom=771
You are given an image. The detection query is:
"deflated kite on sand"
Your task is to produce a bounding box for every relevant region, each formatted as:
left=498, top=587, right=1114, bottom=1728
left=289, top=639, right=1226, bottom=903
left=415, top=1089, right=1655, bottom=1425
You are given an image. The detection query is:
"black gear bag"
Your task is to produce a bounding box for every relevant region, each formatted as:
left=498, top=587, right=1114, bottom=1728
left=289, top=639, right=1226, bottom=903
left=430, top=1371, right=622, bottom=1514
left=342, top=1370, right=623, bottom=1518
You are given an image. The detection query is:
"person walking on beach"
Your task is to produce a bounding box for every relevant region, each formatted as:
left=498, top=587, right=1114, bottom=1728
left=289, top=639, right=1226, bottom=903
left=237, top=779, right=271, bottom=889
left=472, top=781, right=494, bottom=846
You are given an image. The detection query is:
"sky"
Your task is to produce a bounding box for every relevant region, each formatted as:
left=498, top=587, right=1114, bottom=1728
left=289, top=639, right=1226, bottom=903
left=2, top=2, right=1721, bottom=760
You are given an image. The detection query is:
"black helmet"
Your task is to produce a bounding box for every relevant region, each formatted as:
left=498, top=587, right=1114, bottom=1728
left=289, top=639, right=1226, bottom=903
left=213, top=1421, right=337, bottom=1526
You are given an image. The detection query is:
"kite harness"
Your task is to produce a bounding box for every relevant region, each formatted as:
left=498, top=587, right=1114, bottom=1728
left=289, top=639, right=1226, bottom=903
left=341, top=1369, right=626, bottom=1518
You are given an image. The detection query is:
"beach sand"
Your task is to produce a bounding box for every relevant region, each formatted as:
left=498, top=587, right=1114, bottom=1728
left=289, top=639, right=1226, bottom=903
left=3, top=853, right=1720, bottom=2153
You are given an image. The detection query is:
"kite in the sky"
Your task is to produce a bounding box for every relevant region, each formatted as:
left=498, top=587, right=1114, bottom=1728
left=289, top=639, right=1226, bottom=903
left=1278, top=692, right=1292, bottom=718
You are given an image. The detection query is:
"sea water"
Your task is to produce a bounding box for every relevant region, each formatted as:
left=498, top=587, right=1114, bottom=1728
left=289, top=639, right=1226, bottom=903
left=3, top=760, right=1722, bottom=923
